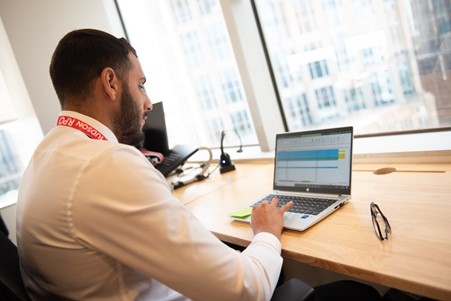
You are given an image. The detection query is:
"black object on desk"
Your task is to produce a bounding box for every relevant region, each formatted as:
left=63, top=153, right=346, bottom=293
left=142, top=102, right=198, bottom=177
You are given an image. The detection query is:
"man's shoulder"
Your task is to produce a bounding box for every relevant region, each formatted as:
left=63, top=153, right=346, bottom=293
left=41, top=127, right=143, bottom=162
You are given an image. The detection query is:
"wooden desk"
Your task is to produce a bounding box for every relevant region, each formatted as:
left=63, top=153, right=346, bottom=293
left=173, top=160, right=451, bottom=300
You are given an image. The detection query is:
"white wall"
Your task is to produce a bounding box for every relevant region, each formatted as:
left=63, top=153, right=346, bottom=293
left=0, top=0, right=126, bottom=244
left=0, top=0, right=125, bottom=134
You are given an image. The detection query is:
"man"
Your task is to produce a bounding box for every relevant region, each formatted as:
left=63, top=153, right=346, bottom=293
left=16, top=28, right=293, bottom=300
left=17, top=28, right=383, bottom=301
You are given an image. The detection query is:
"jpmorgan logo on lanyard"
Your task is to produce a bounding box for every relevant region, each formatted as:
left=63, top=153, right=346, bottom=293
left=56, top=115, right=108, bottom=141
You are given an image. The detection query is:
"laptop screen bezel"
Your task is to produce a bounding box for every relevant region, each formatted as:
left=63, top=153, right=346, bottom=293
left=272, top=126, right=353, bottom=196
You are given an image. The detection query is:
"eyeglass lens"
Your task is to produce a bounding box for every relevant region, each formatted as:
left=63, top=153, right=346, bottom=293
left=370, top=202, right=391, bottom=240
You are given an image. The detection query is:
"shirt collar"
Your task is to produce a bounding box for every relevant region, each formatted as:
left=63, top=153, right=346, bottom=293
left=59, top=110, right=118, bottom=143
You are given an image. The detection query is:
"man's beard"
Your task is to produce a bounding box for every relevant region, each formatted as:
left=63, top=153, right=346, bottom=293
left=113, top=85, right=145, bottom=147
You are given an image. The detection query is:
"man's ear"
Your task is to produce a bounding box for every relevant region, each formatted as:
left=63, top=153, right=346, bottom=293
left=100, top=67, right=120, bottom=100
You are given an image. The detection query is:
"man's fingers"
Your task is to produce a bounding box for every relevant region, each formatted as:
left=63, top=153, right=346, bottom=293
left=253, top=197, right=292, bottom=213
left=270, top=197, right=292, bottom=213
left=280, top=201, right=293, bottom=213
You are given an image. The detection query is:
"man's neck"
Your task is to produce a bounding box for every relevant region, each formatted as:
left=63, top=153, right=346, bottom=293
left=63, top=102, right=113, bottom=133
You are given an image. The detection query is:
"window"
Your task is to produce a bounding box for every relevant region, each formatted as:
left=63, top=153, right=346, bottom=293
left=180, top=31, right=204, bottom=67
left=293, top=0, right=317, bottom=34
left=0, top=22, right=43, bottom=202
left=323, top=0, right=343, bottom=26
left=274, top=54, right=293, bottom=88
left=230, top=110, right=253, bottom=137
left=315, top=86, right=336, bottom=109
left=308, top=60, right=330, bottom=79
left=117, top=0, right=258, bottom=148
left=255, top=0, right=451, bottom=135
left=286, top=94, right=313, bottom=129
left=198, top=0, right=217, bottom=16
left=0, top=130, right=22, bottom=198
left=0, top=70, right=16, bottom=123
left=170, top=0, right=192, bottom=23
left=206, top=24, right=231, bottom=61
left=117, top=0, right=450, bottom=153
left=0, top=69, right=20, bottom=201
left=220, top=68, right=243, bottom=104
left=195, top=75, right=217, bottom=110
left=344, top=87, right=366, bottom=112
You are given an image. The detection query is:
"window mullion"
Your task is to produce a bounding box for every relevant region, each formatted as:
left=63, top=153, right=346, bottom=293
left=220, top=0, right=285, bottom=151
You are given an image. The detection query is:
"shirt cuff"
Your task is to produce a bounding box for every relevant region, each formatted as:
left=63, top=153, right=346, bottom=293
left=250, top=232, right=282, bottom=255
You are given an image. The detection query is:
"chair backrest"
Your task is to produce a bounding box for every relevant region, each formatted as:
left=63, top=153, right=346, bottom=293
left=0, top=231, right=30, bottom=301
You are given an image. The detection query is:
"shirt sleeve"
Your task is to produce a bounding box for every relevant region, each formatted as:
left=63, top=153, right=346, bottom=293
left=71, top=144, right=283, bottom=301
left=242, top=232, right=283, bottom=296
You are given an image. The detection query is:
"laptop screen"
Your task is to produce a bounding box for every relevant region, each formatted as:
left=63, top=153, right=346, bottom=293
left=273, top=126, right=353, bottom=195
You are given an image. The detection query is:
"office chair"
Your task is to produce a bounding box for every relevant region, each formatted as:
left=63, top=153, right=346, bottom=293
left=271, top=278, right=315, bottom=301
left=0, top=231, right=31, bottom=301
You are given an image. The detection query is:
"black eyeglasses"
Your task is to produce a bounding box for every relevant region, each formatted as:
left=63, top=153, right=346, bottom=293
left=370, top=202, right=391, bottom=241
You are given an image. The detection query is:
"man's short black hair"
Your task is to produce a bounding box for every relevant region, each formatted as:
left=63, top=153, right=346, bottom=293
left=49, top=29, right=137, bottom=107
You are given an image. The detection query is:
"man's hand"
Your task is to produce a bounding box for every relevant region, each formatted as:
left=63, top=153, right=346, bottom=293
left=250, top=198, right=293, bottom=240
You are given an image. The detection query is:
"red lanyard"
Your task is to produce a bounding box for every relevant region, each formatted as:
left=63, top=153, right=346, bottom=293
left=56, top=115, right=108, bottom=141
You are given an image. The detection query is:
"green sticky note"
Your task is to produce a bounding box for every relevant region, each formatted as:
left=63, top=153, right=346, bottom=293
left=229, top=207, right=252, bottom=219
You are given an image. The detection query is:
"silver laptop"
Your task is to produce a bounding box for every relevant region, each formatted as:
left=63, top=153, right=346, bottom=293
left=233, top=126, right=353, bottom=231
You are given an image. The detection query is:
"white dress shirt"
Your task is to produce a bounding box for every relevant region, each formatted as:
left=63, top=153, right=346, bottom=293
left=16, top=111, right=283, bottom=301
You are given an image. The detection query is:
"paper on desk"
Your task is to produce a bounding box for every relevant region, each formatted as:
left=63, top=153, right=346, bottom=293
left=229, top=207, right=252, bottom=219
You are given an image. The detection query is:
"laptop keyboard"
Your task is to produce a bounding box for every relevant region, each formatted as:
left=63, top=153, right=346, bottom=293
left=255, top=194, right=336, bottom=215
